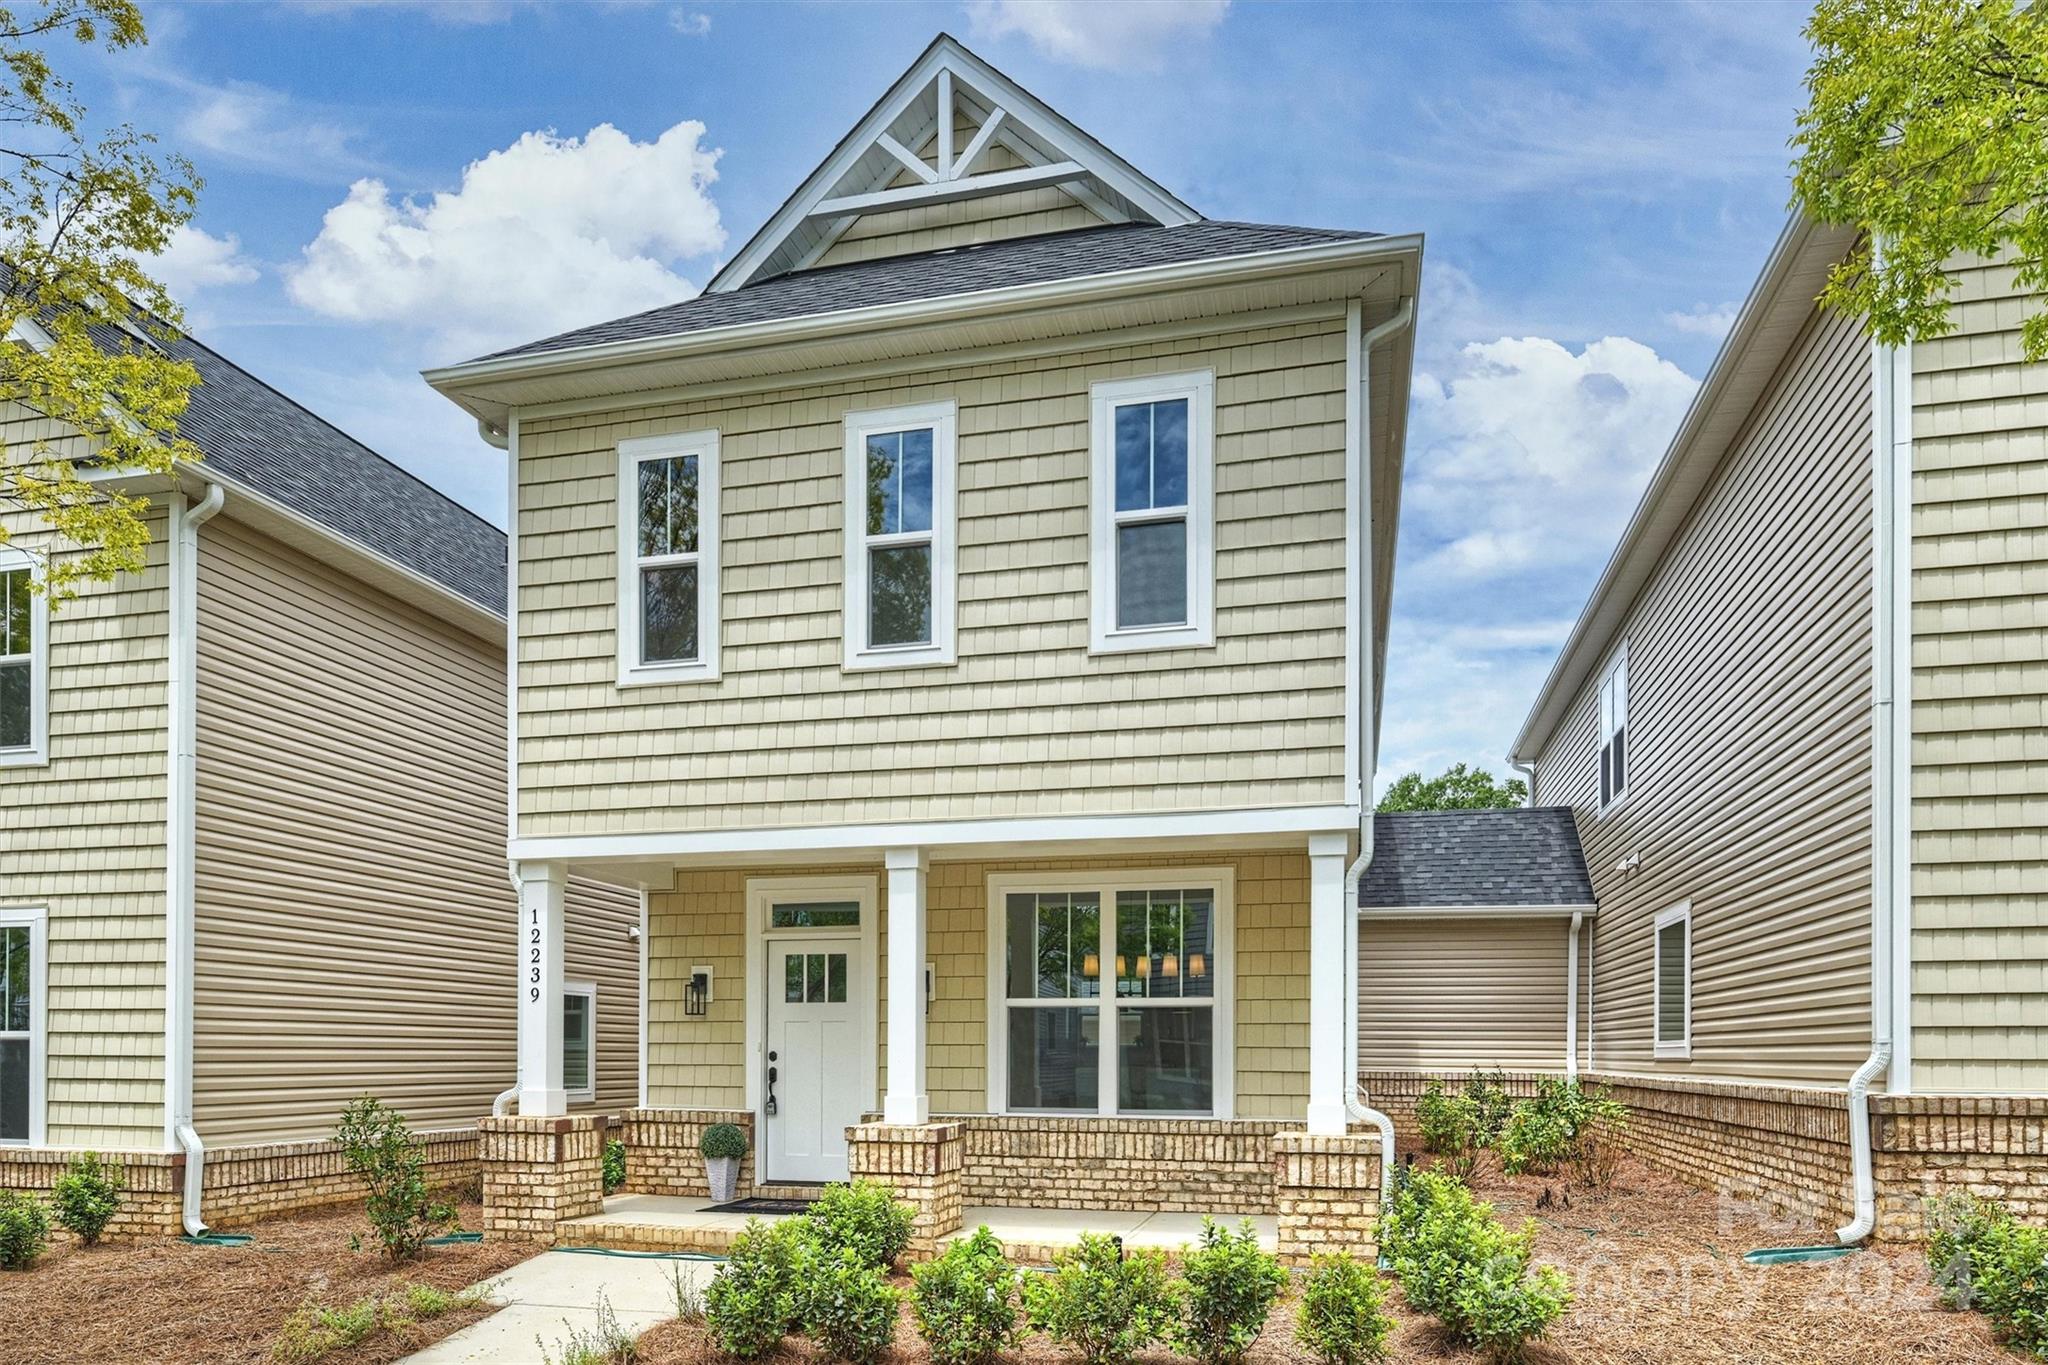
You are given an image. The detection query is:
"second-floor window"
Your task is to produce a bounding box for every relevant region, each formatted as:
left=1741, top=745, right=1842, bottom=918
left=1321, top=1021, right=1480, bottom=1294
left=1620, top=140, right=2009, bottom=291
left=0, top=550, right=47, bottom=767
left=1090, top=371, right=1215, bottom=653
left=842, top=401, right=957, bottom=670
left=1598, top=647, right=1628, bottom=809
left=617, top=430, right=721, bottom=686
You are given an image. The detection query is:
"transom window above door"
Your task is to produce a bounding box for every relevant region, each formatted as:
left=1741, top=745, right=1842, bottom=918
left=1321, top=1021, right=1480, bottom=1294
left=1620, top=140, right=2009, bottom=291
left=1090, top=371, right=1216, bottom=654
left=843, top=401, right=957, bottom=670
left=616, top=429, right=721, bottom=686
left=989, top=871, right=1233, bottom=1119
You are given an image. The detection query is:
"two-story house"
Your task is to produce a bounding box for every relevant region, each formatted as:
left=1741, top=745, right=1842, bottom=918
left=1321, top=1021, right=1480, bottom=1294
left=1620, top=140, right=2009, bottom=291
left=427, top=34, right=1420, bottom=1258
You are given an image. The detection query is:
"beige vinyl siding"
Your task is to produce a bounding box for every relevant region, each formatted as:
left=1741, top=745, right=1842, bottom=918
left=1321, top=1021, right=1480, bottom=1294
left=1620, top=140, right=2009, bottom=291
left=645, top=850, right=1308, bottom=1121
left=1357, top=918, right=1570, bottom=1072
left=0, top=403, right=170, bottom=1149
left=517, top=316, right=1349, bottom=836
left=191, top=517, right=638, bottom=1144
left=1908, top=248, right=2048, bottom=1092
left=1533, top=302, right=1875, bottom=1084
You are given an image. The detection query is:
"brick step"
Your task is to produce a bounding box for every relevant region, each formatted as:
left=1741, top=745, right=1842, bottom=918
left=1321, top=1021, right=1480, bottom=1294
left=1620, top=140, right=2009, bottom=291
left=554, top=1218, right=746, bottom=1256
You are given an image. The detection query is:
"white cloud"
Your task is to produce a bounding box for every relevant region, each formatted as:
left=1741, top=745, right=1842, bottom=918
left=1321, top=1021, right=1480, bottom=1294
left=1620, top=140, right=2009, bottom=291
left=150, top=224, right=260, bottom=301
left=670, top=8, right=710, bottom=36
left=1664, top=301, right=1737, bottom=338
left=169, top=78, right=376, bottom=182
left=965, top=0, right=1229, bottom=69
left=287, top=120, right=725, bottom=358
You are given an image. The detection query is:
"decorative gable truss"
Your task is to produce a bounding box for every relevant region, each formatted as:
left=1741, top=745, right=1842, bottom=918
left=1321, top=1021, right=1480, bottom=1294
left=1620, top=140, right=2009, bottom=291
left=706, top=34, right=1201, bottom=292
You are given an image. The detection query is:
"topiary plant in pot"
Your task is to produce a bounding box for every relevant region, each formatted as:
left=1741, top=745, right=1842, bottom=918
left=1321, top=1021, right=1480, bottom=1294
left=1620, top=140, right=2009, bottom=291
left=701, top=1122, right=748, bottom=1203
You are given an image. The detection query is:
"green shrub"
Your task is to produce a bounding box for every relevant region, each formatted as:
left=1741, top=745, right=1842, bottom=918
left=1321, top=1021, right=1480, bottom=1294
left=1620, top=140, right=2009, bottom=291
left=1024, top=1230, right=1180, bottom=1365
left=333, top=1095, right=454, bottom=1260
left=1453, top=1257, right=1572, bottom=1363
left=705, top=1217, right=811, bottom=1357
left=1497, top=1100, right=1571, bottom=1177
left=602, top=1139, right=627, bottom=1195
left=796, top=1240, right=903, bottom=1365
left=1925, top=1191, right=2048, bottom=1356
left=1381, top=1168, right=1570, bottom=1360
left=1462, top=1069, right=1515, bottom=1144
left=1415, top=1083, right=1485, bottom=1178
left=911, top=1226, right=1024, bottom=1365
left=0, top=1189, right=50, bottom=1270
left=50, top=1150, right=123, bottom=1246
left=1172, top=1218, right=1287, bottom=1365
left=1497, top=1078, right=1627, bottom=1180
left=808, top=1177, right=915, bottom=1269
left=699, top=1122, right=748, bottom=1160
left=1925, top=1191, right=2014, bottom=1311
left=1294, top=1252, right=1392, bottom=1365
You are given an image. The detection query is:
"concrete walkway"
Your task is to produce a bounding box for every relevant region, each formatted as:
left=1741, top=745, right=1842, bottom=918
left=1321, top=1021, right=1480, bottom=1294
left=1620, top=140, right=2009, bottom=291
left=401, top=1248, right=718, bottom=1364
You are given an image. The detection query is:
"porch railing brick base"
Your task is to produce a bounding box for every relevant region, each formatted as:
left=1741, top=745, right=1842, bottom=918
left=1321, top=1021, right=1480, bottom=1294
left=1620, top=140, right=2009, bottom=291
left=480, top=1114, right=606, bottom=1245
left=1272, top=1132, right=1383, bottom=1266
left=847, top=1121, right=964, bottom=1257
left=619, top=1108, right=756, bottom=1199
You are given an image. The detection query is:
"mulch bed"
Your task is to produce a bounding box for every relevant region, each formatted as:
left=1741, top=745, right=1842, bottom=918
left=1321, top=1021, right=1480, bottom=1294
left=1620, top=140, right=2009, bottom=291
left=0, top=1201, right=532, bottom=1365
left=636, top=1149, right=2008, bottom=1365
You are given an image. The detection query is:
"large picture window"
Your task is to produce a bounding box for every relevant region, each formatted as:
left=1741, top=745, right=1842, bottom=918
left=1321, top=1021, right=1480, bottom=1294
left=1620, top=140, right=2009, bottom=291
left=843, top=401, right=956, bottom=670
left=988, top=870, right=1232, bottom=1118
left=617, top=429, right=721, bottom=685
left=0, top=550, right=47, bottom=767
left=1089, top=371, right=1215, bottom=653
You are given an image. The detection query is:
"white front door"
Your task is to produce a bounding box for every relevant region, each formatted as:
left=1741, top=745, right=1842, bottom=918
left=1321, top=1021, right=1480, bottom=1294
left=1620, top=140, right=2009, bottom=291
left=763, top=937, right=865, bottom=1183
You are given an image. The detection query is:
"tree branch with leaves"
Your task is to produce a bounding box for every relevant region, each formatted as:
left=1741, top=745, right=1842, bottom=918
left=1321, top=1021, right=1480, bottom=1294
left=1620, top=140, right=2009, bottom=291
left=0, top=0, right=202, bottom=602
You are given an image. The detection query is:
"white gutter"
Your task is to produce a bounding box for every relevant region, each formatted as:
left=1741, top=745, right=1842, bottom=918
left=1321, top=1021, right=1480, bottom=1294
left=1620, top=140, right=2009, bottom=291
left=167, top=481, right=225, bottom=1237
left=1511, top=760, right=1537, bottom=806
left=1342, top=294, right=1414, bottom=1201
left=1838, top=307, right=1912, bottom=1246
left=1565, top=911, right=1584, bottom=1078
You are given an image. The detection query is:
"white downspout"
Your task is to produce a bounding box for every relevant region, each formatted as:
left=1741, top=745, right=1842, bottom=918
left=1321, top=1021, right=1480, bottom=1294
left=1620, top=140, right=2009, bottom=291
left=1343, top=295, right=1414, bottom=1203
left=1839, top=307, right=1911, bottom=1245
left=1565, top=910, right=1583, bottom=1078
left=168, top=480, right=224, bottom=1237
left=1511, top=760, right=1537, bottom=806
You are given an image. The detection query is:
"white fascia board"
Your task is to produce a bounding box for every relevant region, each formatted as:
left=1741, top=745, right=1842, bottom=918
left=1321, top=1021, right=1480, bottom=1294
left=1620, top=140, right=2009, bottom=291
left=1358, top=903, right=1599, bottom=920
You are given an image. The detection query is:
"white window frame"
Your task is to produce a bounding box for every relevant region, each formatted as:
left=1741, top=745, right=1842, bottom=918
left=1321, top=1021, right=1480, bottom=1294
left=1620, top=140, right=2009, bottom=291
left=616, top=429, right=721, bottom=687
left=1653, top=901, right=1691, bottom=1060
left=0, top=547, right=49, bottom=768
left=563, top=979, right=597, bottom=1104
left=0, top=905, right=48, bottom=1146
left=1597, top=644, right=1628, bottom=814
left=1089, top=370, right=1216, bottom=654
left=984, top=866, right=1235, bottom=1120
left=842, top=400, right=957, bottom=670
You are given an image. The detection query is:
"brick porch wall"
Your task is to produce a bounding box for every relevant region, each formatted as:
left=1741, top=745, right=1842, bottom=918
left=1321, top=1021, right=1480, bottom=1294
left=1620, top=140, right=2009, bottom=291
left=618, top=1108, right=755, bottom=1198
left=941, top=1114, right=1285, bottom=1215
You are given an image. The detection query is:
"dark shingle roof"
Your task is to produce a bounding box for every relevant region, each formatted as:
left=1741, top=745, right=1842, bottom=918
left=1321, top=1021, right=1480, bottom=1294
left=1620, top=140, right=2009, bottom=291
left=1357, top=808, right=1596, bottom=909
left=472, top=220, right=1380, bottom=365
left=166, top=333, right=506, bottom=615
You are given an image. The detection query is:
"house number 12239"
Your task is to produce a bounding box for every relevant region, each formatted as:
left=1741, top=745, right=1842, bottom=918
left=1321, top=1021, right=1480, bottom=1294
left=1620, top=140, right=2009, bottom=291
left=529, top=905, right=542, bottom=1002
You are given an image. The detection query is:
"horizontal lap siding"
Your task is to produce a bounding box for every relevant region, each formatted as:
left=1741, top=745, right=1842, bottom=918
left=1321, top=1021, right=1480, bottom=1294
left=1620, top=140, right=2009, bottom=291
left=1358, top=918, right=1569, bottom=1072
left=1909, top=250, right=2048, bottom=1092
left=517, top=318, right=1350, bottom=836
left=192, top=519, right=638, bottom=1143
left=0, top=403, right=169, bottom=1148
left=1535, top=303, right=1874, bottom=1084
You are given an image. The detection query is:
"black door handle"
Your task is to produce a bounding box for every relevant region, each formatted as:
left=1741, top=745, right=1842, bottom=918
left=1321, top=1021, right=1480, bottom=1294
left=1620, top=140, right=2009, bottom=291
left=766, top=1064, right=779, bottom=1116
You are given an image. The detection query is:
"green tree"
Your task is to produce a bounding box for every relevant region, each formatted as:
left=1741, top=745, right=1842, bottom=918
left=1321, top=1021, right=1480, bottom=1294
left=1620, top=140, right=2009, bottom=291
left=1377, top=763, right=1527, bottom=813
left=1, top=0, right=201, bottom=602
left=1793, top=0, right=2048, bottom=360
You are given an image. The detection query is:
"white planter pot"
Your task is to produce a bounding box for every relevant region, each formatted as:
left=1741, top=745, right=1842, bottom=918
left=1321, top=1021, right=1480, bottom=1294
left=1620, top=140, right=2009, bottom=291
left=705, top=1155, right=741, bottom=1204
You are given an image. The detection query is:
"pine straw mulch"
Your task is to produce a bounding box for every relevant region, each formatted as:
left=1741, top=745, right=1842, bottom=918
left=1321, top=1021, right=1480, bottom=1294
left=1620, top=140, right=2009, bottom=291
left=635, top=1149, right=2008, bottom=1365
left=0, top=1200, right=533, bottom=1365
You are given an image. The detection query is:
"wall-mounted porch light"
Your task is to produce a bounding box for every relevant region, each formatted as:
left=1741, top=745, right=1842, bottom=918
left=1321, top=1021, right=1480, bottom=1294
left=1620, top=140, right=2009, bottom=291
left=685, top=965, right=713, bottom=1017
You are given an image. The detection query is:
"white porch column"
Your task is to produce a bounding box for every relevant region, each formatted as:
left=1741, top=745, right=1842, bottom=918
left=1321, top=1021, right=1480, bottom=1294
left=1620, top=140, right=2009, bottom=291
left=1307, top=833, right=1351, bottom=1136
left=515, top=860, right=568, bottom=1116
left=884, top=846, right=930, bottom=1126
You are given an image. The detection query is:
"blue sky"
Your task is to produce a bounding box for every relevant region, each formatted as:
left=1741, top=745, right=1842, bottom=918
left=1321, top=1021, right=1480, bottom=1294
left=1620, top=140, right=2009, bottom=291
left=84, top=0, right=1818, bottom=789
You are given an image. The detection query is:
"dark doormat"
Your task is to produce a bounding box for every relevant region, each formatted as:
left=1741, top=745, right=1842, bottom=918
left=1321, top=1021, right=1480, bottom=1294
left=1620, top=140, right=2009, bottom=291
left=702, top=1197, right=816, bottom=1215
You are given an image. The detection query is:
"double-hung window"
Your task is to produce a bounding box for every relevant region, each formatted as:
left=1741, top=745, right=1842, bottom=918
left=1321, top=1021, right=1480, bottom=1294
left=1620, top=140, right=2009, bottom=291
left=1598, top=647, right=1628, bottom=810
left=0, top=549, right=48, bottom=767
left=989, top=870, right=1233, bottom=1118
left=1089, top=371, right=1215, bottom=653
left=617, top=430, right=720, bottom=685
left=0, top=907, right=46, bottom=1144
left=842, top=401, right=956, bottom=669
left=1653, top=902, right=1690, bottom=1059
left=563, top=982, right=596, bottom=1103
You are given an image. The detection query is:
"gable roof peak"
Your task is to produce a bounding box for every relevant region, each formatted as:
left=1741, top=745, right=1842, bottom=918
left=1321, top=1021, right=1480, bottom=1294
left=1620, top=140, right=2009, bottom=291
left=706, top=31, right=1200, bottom=294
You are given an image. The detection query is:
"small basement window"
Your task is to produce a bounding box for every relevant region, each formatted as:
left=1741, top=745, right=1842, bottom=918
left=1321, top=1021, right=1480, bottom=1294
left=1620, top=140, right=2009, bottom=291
left=563, top=982, right=596, bottom=1102
left=1653, top=903, right=1690, bottom=1059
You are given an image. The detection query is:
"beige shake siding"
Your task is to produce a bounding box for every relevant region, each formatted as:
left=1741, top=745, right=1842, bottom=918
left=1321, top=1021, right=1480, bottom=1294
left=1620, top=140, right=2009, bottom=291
left=644, top=851, right=1309, bottom=1120
left=1356, top=918, right=1570, bottom=1072
left=1532, top=302, right=1875, bottom=1084
left=191, top=516, right=638, bottom=1143
left=0, top=407, right=170, bottom=1148
left=516, top=316, right=1350, bottom=836
left=1908, top=248, right=2048, bottom=1092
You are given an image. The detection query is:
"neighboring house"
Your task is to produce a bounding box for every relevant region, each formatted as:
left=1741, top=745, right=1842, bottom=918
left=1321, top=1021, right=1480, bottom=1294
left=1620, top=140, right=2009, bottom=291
left=0, top=318, right=639, bottom=1237
left=1440, top=214, right=2046, bottom=1240
left=426, top=34, right=1420, bottom=1256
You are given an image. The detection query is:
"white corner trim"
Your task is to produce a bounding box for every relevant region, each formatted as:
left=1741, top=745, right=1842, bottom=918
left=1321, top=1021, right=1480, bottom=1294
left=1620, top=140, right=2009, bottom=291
left=842, top=399, right=957, bottom=671
left=0, top=546, right=50, bottom=769
left=0, top=904, right=47, bottom=1146
left=742, top=875, right=880, bottom=1118
left=1087, top=369, right=1215, bottom=654
left=616, top=429, right=722, bottom=687
left=1653, top=900, right=1692, bottom=1060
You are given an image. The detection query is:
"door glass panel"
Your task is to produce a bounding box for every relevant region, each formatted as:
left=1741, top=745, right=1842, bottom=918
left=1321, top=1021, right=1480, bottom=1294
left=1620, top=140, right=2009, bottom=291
left=785, top=953, right=804, bottom=1003
left=806, top=953, right=826, bottom=1004
left=1117, top=1006, right=1212, bottom=1113
left=1007, top=1007, right=1098, bottom=1111
left=827, top=954, right=847, bottom=1004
